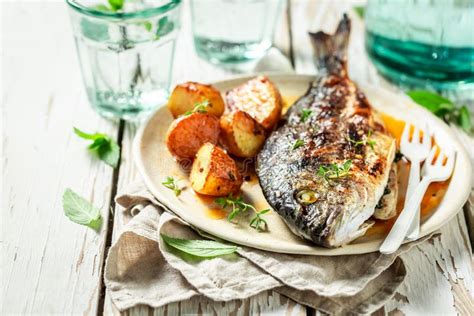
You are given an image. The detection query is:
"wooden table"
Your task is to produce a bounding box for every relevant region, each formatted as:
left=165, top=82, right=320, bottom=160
left=3, top=0, right=473, bottom=314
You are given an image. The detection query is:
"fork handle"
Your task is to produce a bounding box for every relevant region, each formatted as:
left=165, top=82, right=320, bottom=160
left=380, top=178, right=431, bottom=254
left=406, top=159, right=421, bottom=239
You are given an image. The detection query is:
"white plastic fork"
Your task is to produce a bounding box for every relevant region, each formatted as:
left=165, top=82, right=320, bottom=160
left=400, top=123, right=431, bottom=240
left=380, top=147, right=456, bottom=254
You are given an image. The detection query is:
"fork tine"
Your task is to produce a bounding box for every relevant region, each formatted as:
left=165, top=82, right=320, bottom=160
left=422, top=124, right=431, bottom=146
left=412, top=126, right=420, bottom=144
left=444, top=150, right=456, bottom=172
left=435, top=151, right=446, bottom=166
left=401, top=123, right=411, bottom=146
left=426, top=146, right=437, bottom=165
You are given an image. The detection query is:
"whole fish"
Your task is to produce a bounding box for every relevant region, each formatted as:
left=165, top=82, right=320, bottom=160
left=256, top=15, right=397, bottom=248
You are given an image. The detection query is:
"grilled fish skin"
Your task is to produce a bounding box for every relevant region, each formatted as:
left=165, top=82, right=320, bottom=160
left=256, top=15, right=397, bottom=248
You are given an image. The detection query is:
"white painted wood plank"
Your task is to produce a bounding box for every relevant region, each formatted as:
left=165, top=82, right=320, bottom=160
left=289, top=0, right=473, bottom=314
left=103, top=1, right=304, bottom=314
left=2, top=2, right=117, bottom=314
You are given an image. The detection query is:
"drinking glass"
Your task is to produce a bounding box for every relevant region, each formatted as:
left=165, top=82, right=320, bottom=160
left=67, top=0, right=182, bottom=120
left=365, top=0, right=474, bottom=92
left=190, top=0, right=283, bottom=64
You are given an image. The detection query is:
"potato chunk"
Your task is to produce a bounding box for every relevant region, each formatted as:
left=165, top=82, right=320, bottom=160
left=166, top=113, right=220, bottom=160
left=225, top=76, right=282, bottom=130
left=219, top=111, right=266, bottom=158
left=190, top=143, right=243, bottom=196
left=168, top=82, right=225, bottom=118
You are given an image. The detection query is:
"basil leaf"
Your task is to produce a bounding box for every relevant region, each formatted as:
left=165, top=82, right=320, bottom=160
left=63, top=189, right=102, bottom=231
left=74, top=127, right=120, bottom=168
left=108, top=0, right=124, bottom=11
left=407, top=90, right=454, bottom=115
left=354, top=6, right=365, bottom=18
left=161, top=234, right=238, bottom=258
left=458, top=105, right=472, bottom=132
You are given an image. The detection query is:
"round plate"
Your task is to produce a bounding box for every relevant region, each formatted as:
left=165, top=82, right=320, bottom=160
left=133, top=74, right=472, bottom=255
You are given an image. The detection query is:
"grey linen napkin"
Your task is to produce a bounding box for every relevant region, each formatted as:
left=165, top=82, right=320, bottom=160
left=104, top=181, right=433, bottom=315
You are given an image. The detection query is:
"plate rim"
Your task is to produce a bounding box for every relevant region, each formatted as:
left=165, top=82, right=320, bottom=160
left=133, top=73, right=472, bottom=256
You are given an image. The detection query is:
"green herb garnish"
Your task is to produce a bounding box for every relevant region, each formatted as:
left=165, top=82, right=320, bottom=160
left=108, top=0, right=124, bottom=11
left=354, top=6, right=365, bottom=18
left=184, top=100, right=209, bottom=116
left=318, top=160, right=352, bottom=181
left=215, top=195, right=270, bottom=232
left=162, top=176, right=182, bottom=196
left=63, top=189, right=102, bottom=231
left=300, top=109, right=313, bottom=122
left=292, top=139, right=305, bottom=150
left=250, top=209, right=270, bottom=231
left=347, top=130, right=376, bottom=150
left=407, top=90, right=472, bottom=133
left=74, top=127, right=120, bottom=168
left=161, top=234, right=238, bottom=258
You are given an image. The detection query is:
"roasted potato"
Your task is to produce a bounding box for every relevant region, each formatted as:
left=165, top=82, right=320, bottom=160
left=225, top=76, right=282, bottom=131
left=190, top=143, right=243, bottom=196
left=166, top=112, right=220, bottom=160
left=168, top=82, right=225, bottom=118
left=219, top=111, right=266, bottom=158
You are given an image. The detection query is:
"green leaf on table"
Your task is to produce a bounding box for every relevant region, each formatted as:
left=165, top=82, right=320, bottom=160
left=406, top=90, right=454, bottom=115
left=407, top=90, right=472, bottom=133
left=63, top=189, right=102, bottom=231
left=354, top=6, right=365, bottom=18
left=74, top=127, right=120, bottom=168
left=108, top=0, right=124, bottom=11
left=161, top=234, right=238, bottom=258
left=458, top=105, right=472, bottom=132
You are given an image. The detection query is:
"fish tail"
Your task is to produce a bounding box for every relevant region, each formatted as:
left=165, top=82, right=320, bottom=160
left=308, top=14, right=350, bottom=76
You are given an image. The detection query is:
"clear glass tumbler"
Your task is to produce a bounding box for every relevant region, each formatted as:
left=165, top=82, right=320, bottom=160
left=365, top=0, right=474, bottom=92
left=190, top=0, right=283, bottom=64
left=67, top=0, right=182, bottom=120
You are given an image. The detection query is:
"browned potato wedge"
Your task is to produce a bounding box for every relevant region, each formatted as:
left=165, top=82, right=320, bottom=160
left=166, top=113, right=220, bottom=160
left=225, top=76, right=282, bottom=130
left=168, top=82, right=225, bottom=118
left=219, top=111, right=266, bottom=158
left=190, top=143, right=243, bottom=196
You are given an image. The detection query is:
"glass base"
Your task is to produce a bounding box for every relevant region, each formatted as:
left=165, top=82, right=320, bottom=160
left=193, top=37, right=271, bottom=64
left=88, top=88, right=169, bottom=121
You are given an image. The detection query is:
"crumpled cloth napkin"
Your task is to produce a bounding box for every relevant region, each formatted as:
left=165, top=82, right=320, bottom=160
left=104, top=182, right=433, bottom=315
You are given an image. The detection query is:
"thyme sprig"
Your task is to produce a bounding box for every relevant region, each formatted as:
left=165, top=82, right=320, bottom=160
left=215, top=195, right=270, bottom=232
left=347, top=130, right=376, bottom=150
left=162, top=176, right=182, bottom=196
left=318, top=160, right=352, bottom=181
left=184, top=100, right=209, bottom=116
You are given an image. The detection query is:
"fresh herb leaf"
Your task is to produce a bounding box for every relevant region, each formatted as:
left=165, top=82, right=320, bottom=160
left=347, top=130, right=376, bottom=150
left=318, top=160, right=352, bottom=181
left=161, top=234, right=238, bottom=258
left=215, top=195, right=270, bottom=231
left=249, top=209, right=270, bottom=231
left=93, top=4, right=112, bottom=11
left=74, top=127, right=120, bottom=168
left=184, top=100, right=209, bottom=116
left=354, top=6, right=365, bottom=18
left=407, top=90, right=472, bottom=133
left=108, top=0, right=124, bottom=11
left=458, top=105, right=472, bottom=132
left=292, top=139, right=305, bottom=150
left=162, top=176, right=182, bottom=196
left=143, top=21, right=153, bottom=32
left=300, top=109, right=313, bottom=122
left=63, top=188, right=102, bottom=231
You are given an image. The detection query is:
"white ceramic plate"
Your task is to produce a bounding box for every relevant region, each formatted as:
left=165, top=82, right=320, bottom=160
left=134, top=74, right=472, bottom=256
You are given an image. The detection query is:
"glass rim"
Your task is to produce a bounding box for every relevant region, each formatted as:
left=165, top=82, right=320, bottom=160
left=66, top=0, right=181, bottom=20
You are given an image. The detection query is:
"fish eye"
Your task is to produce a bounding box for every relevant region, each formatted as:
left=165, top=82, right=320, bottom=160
left=296, top=190, right=319, bottom=205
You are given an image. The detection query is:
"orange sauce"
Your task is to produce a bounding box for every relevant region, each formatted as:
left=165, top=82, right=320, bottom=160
left=205, top=208, right=227, bottom=220
left=282, top=95, right=300, bottom=114
left=365, top=113, right=450, bottom=237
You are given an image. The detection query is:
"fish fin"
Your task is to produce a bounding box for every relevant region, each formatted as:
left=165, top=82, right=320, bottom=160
left=308, top=14, right=350, bottom=76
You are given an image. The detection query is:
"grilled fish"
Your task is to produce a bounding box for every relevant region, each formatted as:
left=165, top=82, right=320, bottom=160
left=256, top=15, right=397, bottom=248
